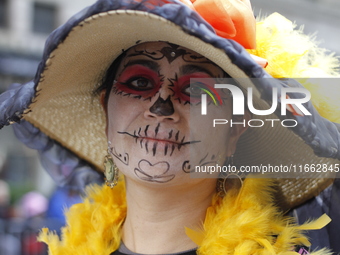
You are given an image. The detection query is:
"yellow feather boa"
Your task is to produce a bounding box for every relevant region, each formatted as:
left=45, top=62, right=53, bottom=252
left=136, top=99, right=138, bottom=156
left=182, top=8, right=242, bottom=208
left=38, top=178, right=331, bottom=255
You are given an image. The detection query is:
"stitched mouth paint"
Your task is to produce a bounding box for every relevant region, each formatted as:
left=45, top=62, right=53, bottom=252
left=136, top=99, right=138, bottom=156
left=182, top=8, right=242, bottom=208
left=118, top=125, right=200, bottom=156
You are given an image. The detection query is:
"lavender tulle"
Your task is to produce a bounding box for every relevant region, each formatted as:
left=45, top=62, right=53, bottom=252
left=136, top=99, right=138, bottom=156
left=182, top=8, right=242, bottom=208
left=0, top=82, right=35, bottom=129
left=12, top=120, right=103, bottom=191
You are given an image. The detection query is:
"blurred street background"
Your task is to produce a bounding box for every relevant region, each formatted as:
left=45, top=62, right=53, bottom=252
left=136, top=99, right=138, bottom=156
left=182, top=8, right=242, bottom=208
left=0, top=0, right=339, bottom=254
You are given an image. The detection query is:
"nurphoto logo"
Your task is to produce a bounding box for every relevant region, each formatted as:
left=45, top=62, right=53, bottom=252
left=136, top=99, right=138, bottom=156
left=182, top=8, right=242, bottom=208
left=197, top=80, right=312, bottom=128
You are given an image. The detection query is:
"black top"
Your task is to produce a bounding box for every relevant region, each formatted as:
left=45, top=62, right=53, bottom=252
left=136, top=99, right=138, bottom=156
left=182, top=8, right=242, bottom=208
left=110, top=249, right=197, bottom=255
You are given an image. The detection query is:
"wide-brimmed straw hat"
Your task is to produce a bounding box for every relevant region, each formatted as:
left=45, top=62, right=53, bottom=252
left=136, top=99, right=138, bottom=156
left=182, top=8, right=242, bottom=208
left=0, top=0, right=339, bottom=209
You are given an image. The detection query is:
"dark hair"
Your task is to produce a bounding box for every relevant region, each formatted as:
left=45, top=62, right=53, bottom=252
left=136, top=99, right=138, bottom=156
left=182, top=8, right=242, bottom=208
left=94, top=50, right=127, bottom=108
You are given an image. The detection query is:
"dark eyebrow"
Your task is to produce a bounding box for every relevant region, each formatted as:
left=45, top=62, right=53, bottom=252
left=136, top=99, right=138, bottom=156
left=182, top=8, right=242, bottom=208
left=123, top=59, right=160, bottom=73
left=180, top=64, right=215, bottom=77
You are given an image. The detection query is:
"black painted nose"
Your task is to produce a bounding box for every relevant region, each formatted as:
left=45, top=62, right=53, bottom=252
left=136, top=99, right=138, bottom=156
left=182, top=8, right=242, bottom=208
left=149, top=95, right=175, bottom=116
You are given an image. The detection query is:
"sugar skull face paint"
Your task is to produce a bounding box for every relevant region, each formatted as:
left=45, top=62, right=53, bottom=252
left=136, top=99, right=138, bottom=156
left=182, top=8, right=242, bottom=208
left=104, top=42, right=247, bottom=185
left=113, top=62, right=163, bottom=101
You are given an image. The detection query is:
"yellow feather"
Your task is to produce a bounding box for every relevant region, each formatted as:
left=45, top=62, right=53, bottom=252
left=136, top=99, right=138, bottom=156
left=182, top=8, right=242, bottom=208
left=38, top=178, right=330, bottom=255
left=248, top=13, right=340, bottom=123
left=38, top=180, right=126, bottom=255
left=185, top=227, right=204, bottom=246
left=296, top=214, right=331, bottom=230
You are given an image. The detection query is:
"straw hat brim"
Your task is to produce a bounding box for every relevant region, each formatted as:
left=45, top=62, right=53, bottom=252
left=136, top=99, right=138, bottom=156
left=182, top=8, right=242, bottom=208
left=20, top=10, right=338, bottom=209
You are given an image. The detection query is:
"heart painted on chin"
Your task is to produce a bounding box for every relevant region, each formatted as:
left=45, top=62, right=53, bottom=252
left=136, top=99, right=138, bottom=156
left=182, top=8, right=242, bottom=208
left=134, top=159, right=175, bottom=183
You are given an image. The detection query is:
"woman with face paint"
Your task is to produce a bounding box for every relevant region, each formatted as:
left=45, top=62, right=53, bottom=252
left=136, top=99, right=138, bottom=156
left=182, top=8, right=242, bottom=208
left=96, top=41, right=250, bottom=253
left=0, top=0, right=339, bottom=254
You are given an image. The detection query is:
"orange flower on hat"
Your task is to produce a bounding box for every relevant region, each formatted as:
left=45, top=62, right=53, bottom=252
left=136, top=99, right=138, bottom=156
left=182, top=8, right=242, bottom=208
left=179, top=0, right=256, bottom=49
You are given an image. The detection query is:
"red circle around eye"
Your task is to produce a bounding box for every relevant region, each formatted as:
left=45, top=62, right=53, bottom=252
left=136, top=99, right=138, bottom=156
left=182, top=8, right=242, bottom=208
left=115, top=65, right=161, bottom=98
left=175, top=73, right=217, bottom=104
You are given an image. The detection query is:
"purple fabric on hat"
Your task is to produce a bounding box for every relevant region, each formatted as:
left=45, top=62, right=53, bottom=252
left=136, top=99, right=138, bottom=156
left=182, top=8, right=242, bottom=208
left=12, top=120, right=103, bottom=191
left=0, top=82, right=35, bottom=129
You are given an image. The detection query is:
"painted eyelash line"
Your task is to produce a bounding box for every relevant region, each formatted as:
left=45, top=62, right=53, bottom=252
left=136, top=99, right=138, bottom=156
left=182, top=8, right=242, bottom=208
left=113, top=84, right=227, bottom=107
left=167, top=75, right=196, bottom=105
left=175, top=90, right=215, bottom=107
left=113, top=82, right=156, bottom=101
left=166, top=74, right=226, bottom=106
left=113, top=70, right=165, bottom=100
left=113, top=74, right=229, bottom=106
left=112, top=88, right=133, bottom=98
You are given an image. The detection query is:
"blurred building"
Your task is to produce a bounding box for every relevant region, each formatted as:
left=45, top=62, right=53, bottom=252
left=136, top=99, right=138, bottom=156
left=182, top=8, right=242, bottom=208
left=0, top=0, right=94, bottom=92
left=0, top=0, right=94, bottom=201
left=0, top=2, right=94, bottom=254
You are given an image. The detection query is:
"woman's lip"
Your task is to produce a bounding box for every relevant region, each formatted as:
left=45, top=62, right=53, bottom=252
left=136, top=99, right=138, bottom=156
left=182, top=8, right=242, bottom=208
left=118, top=130, right=201, bottom=156
left=142, top=137, right=180, bottom=145
left=117, top=130, right=200, bottom=145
